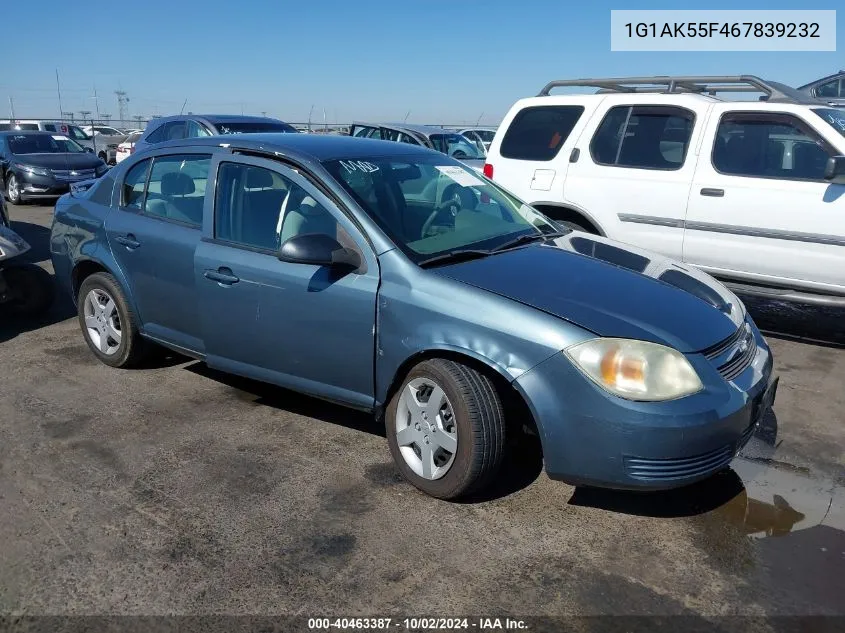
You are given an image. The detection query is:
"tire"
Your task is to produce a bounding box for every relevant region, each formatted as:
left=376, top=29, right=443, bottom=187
left=559, top=219, right=593, bottom=233
left=77, top=272, right=147, bottom=368
left=386, top=359, right=506, bottom=499
left=6, top=173, right=22, bottom=205
left=0, top=263, right=54, bottom=317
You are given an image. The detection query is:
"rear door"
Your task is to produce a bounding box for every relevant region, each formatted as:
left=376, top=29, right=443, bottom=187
left=683, top=106, right=845, bottom=291
left=563, top=102, right=701, bottom=259
left=105, top=150, right=212, bottom=353
left=489, top=104, right=586, bottom=202
left=195, top=154, right=379, bottom=408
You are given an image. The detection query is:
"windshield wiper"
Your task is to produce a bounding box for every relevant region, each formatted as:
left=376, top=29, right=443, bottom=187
left=417, top=248, right=493, bottom=268
left=490, top=231, right=566, bottom=253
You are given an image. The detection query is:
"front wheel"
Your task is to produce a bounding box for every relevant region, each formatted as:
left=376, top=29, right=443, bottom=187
left=386, top=359, right=506, bottom=499
left=6, top=173, right=22, bottom=205
left=0, top=263, right=54, bottom=317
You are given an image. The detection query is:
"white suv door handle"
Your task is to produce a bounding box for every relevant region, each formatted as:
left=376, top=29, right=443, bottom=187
left=700, top=188, right=725, bottom=197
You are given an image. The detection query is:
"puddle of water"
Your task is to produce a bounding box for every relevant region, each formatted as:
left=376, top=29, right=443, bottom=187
left=717, top=451, right=843, bottom=539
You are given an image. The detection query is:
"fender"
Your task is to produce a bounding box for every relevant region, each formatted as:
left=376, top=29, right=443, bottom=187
left=529, top=201, right=607, bottom=236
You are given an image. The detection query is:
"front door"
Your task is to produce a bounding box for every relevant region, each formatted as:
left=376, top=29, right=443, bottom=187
left=563, top=103, right=700, bottom=259
left=105, top=151, right=211, bottom=352
left=195, top=155, right=379, bottom=409
left=684, top=107, right=845, bottom=293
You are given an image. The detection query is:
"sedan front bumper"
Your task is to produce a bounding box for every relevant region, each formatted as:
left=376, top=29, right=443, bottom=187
left=514, top=323, right=775, bottom=490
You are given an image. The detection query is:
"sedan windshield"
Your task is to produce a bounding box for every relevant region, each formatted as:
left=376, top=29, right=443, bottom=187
left=8, top=134, right=86, bottom=154
left=813, top=108, right=845, bottom=137
left=429, top=134, right=485, bottom=159
left=323, top=154, right=559, bottom=264
left=212, top=122, right=297, bottom=135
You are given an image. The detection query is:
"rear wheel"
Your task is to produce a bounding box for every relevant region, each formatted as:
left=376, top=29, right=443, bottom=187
left=77, top=272, right=147, bottom=368
left=0, top=263, right=54, bottom=317
left=386, top=359, right=506, bottom=499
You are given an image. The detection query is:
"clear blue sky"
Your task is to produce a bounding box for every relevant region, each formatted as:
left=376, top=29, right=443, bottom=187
left=2, top=0, right=842, bottom=125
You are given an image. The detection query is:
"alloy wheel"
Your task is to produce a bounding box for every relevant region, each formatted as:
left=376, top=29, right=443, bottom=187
left=395, top=377, right=458, bottom=480
left=83, top=288, right=122, bottom=355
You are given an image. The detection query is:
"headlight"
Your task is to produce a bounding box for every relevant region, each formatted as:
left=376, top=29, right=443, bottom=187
left=564, top=338, right=703, bottom=401
left=18, top=164, right=51, bottom=177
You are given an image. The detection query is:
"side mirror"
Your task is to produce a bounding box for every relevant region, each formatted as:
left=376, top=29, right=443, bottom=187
left=84, top=147, right=94, bottom=153
left=278, top=233, right=361, bottom=271
left=824, top=156, right=845, bottom=185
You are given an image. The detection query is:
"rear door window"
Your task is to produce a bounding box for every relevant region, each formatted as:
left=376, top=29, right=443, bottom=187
left=590, top=105, right=695, bottom=170
left=143, top=154, right=211, bottom=226
left=121, top=159, right=151, bottom=209
left=499, top=105, right=585, bottom=161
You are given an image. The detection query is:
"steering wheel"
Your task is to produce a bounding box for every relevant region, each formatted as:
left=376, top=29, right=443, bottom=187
left=421, top=199, right=460, bottom=239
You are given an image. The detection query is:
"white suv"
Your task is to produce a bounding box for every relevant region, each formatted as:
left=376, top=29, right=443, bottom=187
left=483, top=76, right=845, bottom=306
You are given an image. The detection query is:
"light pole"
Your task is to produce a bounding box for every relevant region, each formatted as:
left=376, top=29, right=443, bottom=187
left=134, top=115, right=144, bottom=129
left=80, top=111, right=94, bottom=153
left=62, top=111, right=74, bottom=123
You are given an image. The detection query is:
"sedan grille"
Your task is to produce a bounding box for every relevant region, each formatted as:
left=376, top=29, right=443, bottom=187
left=53, top=169, right=96, bottom=182
left=703, top=322, right=757, bottom=382
left=624, top=445, right=734, bottom=482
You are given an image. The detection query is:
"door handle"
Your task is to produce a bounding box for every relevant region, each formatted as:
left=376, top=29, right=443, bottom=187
left=700, top=188, right=725, bottom=197
left=115, top=234, right=141, bottom=249
left=204, top=267, right=240, bottom=285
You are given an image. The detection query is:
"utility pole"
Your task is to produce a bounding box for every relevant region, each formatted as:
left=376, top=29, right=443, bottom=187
left=8, top=96, right=15, bottom=122
left=56, top=69, right=64, bottom=119
left=115, top=90, right=129, bottom=127
left=92, top=86, right=101, bottom=122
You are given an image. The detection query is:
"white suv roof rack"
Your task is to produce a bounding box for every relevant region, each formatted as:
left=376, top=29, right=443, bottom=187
left=537, top=75, right=823, bottom=105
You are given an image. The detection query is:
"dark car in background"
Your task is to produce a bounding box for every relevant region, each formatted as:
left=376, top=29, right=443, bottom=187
left=798, top=70, right=845, bottom=106
left=0, top=131, right=108, bottom=204
left=133, top=114, right=297, bottom=154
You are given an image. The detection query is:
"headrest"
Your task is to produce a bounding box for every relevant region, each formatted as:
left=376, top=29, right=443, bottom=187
left=246, top=168, right=273, bottom=189
left=161, top=172, right=195, bottom=195
left=298, top=196, right=321, bottom=215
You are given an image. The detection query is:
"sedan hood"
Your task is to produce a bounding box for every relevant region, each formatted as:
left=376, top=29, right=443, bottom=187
left=13, top=153, right=102, bottom=170
left=433, top=233, right=744, bottom=353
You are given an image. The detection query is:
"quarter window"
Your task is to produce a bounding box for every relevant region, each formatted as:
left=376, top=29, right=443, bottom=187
left=214, top=162, right=339, bottom=252
left=187, top=120, right=211, bottom=138
left=590, top=105, right=695, bottom=170
left=500, top=105, right=585, bottom=161
left=122, top=159, right=150, bottom=209
left=144, top=122, right=168, bottom=144
left=142, top=154, right=211, bottom=226
left=713, top=113, right=833, bottom=181
left=816, top=78, right=843, bottom=98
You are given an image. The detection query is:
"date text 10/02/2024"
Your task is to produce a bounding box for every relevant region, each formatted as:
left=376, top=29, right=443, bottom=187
left=307, top=617, right=528, bottom=630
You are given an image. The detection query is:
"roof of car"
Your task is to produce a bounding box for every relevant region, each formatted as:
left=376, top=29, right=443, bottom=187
left=153, top=132, right=439, bottom=161
left=150, top=114, right=288, bottom=124
left=0, top=130, right=59, bottom=136
left=353, top=122, right=458, bottom=137
left=797, top=70, right=845, bottom=90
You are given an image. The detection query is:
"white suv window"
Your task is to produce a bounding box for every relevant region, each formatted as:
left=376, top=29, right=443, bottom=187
left=712, top=112, right=833, bottom=181
left=499, top=106, right=584, bottom=161
left=590, top=105, right=695, bottom=171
